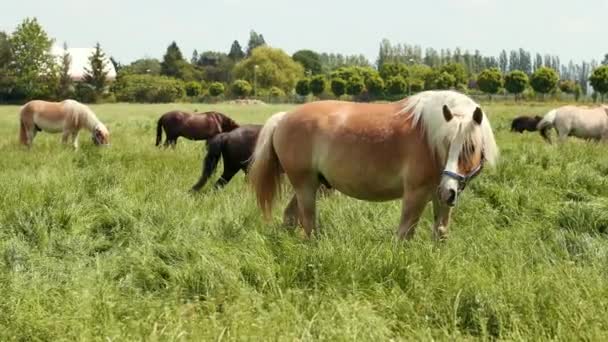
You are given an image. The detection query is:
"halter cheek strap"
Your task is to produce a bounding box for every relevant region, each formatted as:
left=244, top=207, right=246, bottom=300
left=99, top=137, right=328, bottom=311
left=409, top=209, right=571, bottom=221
left=441, top=152, right=485, bottom=191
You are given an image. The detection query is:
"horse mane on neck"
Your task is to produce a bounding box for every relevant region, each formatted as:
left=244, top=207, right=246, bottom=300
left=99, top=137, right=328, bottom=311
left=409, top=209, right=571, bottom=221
left=63, top=99, right=101, bottom=132
left=207, top=111, right=238, bottom=130
left=399, top=90, right=498, bottom=166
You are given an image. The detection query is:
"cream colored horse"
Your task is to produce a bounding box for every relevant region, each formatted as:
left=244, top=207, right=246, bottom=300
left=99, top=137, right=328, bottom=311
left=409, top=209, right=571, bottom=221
left=537, top=105, right=608, bottom=143
left=19, top=99, right=110, bottom=148
left=249, top=90, right=498, bottom=240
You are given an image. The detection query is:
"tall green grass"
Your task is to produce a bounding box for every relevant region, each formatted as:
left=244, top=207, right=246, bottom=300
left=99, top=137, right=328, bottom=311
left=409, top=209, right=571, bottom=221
left=0, top=102, right=607, bottom=340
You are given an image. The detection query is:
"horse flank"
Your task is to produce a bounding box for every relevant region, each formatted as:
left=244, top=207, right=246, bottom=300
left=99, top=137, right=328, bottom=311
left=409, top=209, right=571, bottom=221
left=400, top=90, right=498, bottom=167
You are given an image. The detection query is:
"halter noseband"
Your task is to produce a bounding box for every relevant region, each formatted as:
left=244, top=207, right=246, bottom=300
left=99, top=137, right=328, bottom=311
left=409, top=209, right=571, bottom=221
left=441, top=151, right=485, bottom=191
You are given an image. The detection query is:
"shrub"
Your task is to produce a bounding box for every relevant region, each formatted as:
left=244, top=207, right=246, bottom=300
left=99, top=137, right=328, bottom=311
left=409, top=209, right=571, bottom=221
left=386, top=76, right=407, bottom=96
left=185, top=81, right=203, bottom=97
left=477, top=68, right=503, bottom=99
left=504, top=70, right=528, bottom=97
left=208, top=82, right=225, bottom=97
left=589, top=65, right=608, bottom=101
left=295, top=79, right=311, bottom=96
left=346, top=76, right=365, bottom=96
left=365, top=74, right=385, bottom=98
left=269, top=86, right=285, bottom=97
left=113, top=74, right=186, bottom=103
left=331, top=78, right=346, bottom=97
left=310, top=75, right=326, bottom=96
left=231, top=79, right=252, bottom=98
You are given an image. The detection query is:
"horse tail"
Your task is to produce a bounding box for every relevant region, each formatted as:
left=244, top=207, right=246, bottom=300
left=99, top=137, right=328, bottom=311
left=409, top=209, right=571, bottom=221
left=538, top=109, right=557, bottom=143
left=249, top=111, right=287, bottom=219
left=155, top=117, right=164, bottom=146
left=19, top=104, right=30, bottom=145
left=191, top=134, right=226, bottom=191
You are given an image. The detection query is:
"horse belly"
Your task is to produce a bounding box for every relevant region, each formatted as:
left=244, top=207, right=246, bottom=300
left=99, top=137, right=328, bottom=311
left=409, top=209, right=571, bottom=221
left=34, top=113, right=64, bottom=133
left=317, top=149, right=405, bottom=201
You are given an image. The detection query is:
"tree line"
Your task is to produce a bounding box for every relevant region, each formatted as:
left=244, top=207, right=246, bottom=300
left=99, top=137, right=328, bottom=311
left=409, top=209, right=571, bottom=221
left=1, top=17, right=607, bottom=103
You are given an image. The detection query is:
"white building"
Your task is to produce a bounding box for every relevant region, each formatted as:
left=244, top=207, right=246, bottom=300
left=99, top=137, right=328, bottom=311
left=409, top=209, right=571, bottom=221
left=51, top=46, right=117, bottom=82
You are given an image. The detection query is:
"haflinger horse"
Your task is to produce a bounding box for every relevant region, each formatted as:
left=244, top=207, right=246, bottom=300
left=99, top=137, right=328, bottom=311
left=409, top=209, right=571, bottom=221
left=191, top=124, right=263, bottom=191
left=537, top=105, right=608, bottom=143
left=155, top=110, right=239, bottom=147
left=19, top=99, right=110, bottom=148
left=249, top=90, right=498, bottom=240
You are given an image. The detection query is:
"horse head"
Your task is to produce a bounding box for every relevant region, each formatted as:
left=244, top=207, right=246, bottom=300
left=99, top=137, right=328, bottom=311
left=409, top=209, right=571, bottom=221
left=92, top=124, right=110, bottom=146
left=438, top=105, right=486, bottom=207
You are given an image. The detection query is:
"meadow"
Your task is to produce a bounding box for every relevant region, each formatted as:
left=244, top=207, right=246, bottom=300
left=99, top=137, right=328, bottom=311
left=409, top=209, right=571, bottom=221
left=1, top=101, right=607, bottom=341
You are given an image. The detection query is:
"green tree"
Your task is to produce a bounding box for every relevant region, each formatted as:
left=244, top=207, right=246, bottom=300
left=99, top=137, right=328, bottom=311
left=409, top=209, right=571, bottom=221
left=233, top=46, right=304, bottom=93
left=346, top=75, right=365, bottom=96
left=504, top=70, right=528, bottom=98
left=9, top=17, right=58, bottom=99
left=530, top=67, right=558, bottom=98
left=310, top=75, right=326, bottom=96
left=477, top=67, right=503, bottom=99
left=83, top=42, right=109, bottom=100
left=295, top=78, right=311, bottom=96
left=195, top=51, right=233, bottom=83
left=0, top=31, right=13, bottom=100
left=231, top=79, right=252, bottom=98
left=122, top=58, right=162, bottom=75
left=228, top=40, right=245, bottom=61
left=246, top=30, right=266, bottom=56
left=386, top=76, right=407, bottom=96
left=331, top=78, right=346, bottom=97
left=574, top=84, right=583, bottom=101
left=365, top=74, right=385, bottom=98
left=589, top=65, right=608, bottom=101
left=269, top=86, right=285, bottom=98
left=208, top=82, right=225, bottom=97
left=292, top=50, right=322, bottom=75
left=57, top=42, right=73, bottom=99
left=161, top=41, right=184, bottom=77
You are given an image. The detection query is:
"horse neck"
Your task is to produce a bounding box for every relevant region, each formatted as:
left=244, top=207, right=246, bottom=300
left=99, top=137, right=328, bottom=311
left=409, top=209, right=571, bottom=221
left=82, top=111, right=101, bottom=132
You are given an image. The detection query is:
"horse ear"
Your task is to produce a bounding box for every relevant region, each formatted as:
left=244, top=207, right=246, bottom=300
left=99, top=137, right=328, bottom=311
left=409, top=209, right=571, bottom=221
left=473, top=107, right=483, bottom=125
left=442, top=105, right=453, bottom=122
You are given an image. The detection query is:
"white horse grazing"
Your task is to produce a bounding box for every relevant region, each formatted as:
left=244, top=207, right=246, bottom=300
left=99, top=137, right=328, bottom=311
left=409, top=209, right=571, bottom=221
left=19, top=99, right=110, bottom=148
left=537, top=105, right=608, bottom=143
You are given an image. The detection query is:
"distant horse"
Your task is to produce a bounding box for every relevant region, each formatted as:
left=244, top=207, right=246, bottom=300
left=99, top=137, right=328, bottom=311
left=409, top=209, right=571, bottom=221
left=537, top=105, right=608, bottom=143
left=155, top=110, right=239, bottom=147
left=19, top=99, right=110, bottom=148
left=249, top=90, right=498, bottom=240
left=511, top=115, right=542, bottom=133
left=191, top=124, right=263, bottom=191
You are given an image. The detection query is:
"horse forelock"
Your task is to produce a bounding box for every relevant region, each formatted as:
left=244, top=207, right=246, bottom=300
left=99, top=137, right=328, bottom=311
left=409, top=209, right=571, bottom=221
left=400, top=90, right=498, bottom=167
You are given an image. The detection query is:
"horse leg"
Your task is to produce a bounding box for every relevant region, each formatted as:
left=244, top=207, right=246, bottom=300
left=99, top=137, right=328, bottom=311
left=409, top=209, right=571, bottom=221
left=396, top=188, right=431, bottom=240
left=71, top=131, right=80, bottom=149
left=557, top=128, right=569, bottom=144
left=283, top=194, right=300, bottom=228
left=431, top=196, right=452, bottom=241
left=214, top=165, right=239, bottom=188
left=61, top=130, right=70, bottom=145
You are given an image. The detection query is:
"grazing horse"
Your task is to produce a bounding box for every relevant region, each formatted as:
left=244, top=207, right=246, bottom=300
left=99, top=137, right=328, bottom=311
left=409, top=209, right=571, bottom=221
left=155, top=110, right=239, bottom=147
left=249, top=90, right=498, bottom=240
left=537, top=105, right=608, bottom=143
left=19, top=99, right=110, bottom=148
left=511, top=115, right=543, bottom=133
left=191, top=124, right=263, bottom=191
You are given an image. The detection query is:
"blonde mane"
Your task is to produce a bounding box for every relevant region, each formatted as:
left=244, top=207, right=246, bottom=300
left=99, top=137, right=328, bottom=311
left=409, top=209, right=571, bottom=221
left=62, top=99, right=107, bottom=133
left=400, top=90, right=498, bottom=166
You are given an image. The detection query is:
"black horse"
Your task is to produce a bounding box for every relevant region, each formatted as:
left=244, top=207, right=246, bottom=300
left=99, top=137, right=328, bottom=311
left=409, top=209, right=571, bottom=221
left=191, top=124, right=262, bottom=191
left=511, top=115, right=543, bottom=133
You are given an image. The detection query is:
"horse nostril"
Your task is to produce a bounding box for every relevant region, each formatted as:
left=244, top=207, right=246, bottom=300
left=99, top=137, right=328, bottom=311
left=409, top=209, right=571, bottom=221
left=447, top=189, right=456, bottom=206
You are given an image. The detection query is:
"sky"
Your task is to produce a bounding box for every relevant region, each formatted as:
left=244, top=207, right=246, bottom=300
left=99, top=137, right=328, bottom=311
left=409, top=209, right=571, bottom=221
left=1, top=0, right=606, bottom=65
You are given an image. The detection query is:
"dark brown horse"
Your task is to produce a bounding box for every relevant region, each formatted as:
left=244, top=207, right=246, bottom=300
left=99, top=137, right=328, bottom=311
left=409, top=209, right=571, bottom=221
left=155, top=110, right=239, bottom=147
left=191, top=124, right=262, bottom=191
left=511, top=115, right=542, bottom=133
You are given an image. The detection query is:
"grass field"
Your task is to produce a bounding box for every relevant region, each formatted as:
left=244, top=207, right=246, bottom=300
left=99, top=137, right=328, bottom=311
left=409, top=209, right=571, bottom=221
left=1, top=101, right=608, bottom=340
